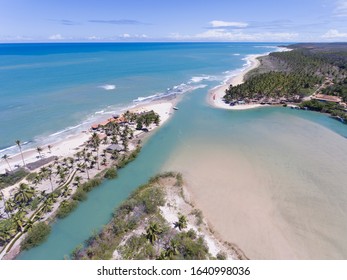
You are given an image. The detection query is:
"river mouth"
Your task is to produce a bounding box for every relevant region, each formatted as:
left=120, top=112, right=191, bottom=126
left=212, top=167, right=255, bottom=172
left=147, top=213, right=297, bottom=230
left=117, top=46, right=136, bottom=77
left=162, top=105, right=347, bottom=259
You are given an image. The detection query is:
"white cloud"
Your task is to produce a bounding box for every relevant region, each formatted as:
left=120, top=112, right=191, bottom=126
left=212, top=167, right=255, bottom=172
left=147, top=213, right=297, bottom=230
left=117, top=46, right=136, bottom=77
left=119, top=33, right=131, bottom=38
left=322, top=29, right=347, bottom=38
left=119, top=33, right=148, bottom=39
left=334, top=0, right=347, bottom=17
left=48, top=34, right=64, bottom=40
left=210, top=20, right=248, bottom=28
left=194, top=28, right=298, bottom=41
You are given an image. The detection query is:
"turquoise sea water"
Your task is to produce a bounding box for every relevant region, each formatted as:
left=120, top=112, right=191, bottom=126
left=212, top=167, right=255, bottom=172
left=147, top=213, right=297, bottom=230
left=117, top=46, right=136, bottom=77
left=2, top=43, right=346, bottom=259
left=0, top=42, right=276, bottom=155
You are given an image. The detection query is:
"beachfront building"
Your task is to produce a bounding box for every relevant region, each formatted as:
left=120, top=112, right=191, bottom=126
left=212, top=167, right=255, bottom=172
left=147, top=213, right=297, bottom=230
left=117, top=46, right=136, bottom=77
left=312, top=94, right=342, bottom=103
left=106, top=144, right=125, bottom=152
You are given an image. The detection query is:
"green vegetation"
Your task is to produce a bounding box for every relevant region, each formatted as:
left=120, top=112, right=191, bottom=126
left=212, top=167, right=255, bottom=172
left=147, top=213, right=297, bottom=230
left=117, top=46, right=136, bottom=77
left=1, top=107, right=157, bottom=255
left=300, top=100, right=347, bottom=121
left=21, top=222, right=51, bottom=250
left=191, top=209, right=204, bottom=226
left=321, top=77, right=347, bottom=102
left=26, top=172, right=38, bottom=183
left=56, top=200, right=78, bottom=219
left=133, top=110, right=160, bottom=130
left=81, top=178, right=102, bottom=192
left=72, top=188, right=87, bottom=202
left=117, top=146, right=141, bottom=169
left=216, top=251, right=227, bottom=260
left=104, top=167, right=117, bottom=179
left=0, top=219, right=16, bottom=246
left=224, top=43, right=347, bottom=123
left=73, top=173, right=212, bottom=260
left=0, top=169, right=29, bottom=190
left=224, top=72, right=319, bottom=103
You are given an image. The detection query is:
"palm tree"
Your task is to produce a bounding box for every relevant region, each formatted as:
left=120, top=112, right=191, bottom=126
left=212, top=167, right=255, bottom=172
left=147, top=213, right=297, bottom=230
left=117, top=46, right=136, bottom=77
left=2, top=154, right=12, bottom=172
left=4, top=198, right=16, bottom=218
left=33, top=173, right=43, bottom=186
left=14, top=183, right=35, bottom=205
left=47, top=144, right=52, bottom=153
left=68, top=157, right=75, bottom=168
left=91, top=133, right=101, bottom=170
left=146, top=222, right=162, bottom=244
left=166, top=240, right=179, bottom=259
left=154, top=115, right=160, bottom=126
left=36, top=146, right=43, bottom=158
left=40, top=166, right=54, bottom=192
left=0, top=226, right=16, bottom=244
left=60, top=170, right=67, bottom=182
left=74, top=175, right=82, bottom=187
left=23, top=219, right=35, bottom=232
left=40, top=199, right=53, bottom=214
left=174, top=214, right=187, bottom=231
left=61, top=186, right=72, bottom=198
left=111, top=150, right=119, bottom=160
left=15, top=140, right=26, bottom=167
left=40, top=193, right=57, bottom=214
left=12, top=210, right=27, bottom=232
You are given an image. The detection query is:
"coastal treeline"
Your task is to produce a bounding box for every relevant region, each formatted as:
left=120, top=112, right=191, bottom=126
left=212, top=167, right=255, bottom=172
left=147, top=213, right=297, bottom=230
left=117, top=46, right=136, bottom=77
left=224, top=43, right=347, bottom=121
left=224, top=72, right=320, bottom=101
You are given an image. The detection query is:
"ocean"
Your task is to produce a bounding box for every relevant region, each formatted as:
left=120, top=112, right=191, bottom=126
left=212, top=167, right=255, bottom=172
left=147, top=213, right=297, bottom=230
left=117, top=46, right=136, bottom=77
left=0, top=42, right=276, bottom=156
left=2, top=43, right=347, bottom=259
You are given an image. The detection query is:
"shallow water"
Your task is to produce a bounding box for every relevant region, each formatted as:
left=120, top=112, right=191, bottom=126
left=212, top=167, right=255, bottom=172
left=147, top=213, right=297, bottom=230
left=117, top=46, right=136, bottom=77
left=162, top=96, right=347, bottom=259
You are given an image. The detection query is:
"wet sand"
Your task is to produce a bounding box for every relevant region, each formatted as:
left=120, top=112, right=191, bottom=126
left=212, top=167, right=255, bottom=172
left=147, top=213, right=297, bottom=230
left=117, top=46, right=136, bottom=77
left=162, top=112, right=347, bottom=259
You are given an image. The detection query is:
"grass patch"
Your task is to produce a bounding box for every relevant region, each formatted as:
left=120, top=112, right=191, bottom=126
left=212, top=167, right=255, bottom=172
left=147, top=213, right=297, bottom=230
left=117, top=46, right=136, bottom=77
left=0, top=168, right=29, bottom=189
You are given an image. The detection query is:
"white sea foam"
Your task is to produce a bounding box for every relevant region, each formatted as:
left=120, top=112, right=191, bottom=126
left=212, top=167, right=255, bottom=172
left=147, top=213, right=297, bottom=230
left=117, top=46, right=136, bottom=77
left=0, top=141, right=31, bottom=158
left=133, top=83, right=207, bottom=103
left=190, top=76, right=210, bottom=83
left=99, top=84, right=116, bottom=90
left=233, top=53, right=241, bottom=56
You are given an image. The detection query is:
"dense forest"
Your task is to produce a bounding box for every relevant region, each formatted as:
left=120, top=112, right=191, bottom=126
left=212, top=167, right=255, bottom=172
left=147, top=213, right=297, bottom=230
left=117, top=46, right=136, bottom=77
left=223, top=43, right=347, bottom=121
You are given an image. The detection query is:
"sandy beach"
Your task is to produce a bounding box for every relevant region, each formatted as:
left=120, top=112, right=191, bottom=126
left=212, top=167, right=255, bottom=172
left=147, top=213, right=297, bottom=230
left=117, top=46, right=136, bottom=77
left=0, top=99, right=176, bottom=260
left=0, top=101, right=174, bottom=175
left=208, top=54, right=264, bottom=110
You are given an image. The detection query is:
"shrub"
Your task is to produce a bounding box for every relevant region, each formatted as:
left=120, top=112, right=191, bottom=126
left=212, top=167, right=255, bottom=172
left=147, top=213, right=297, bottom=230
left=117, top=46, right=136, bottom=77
left=21, top=222, right=51, bottom=250
left=57, top=200, right=78, bottom=219
left=191, top=209, right=203, bottom=226
left=104, top=167, right=117, bottom=179
left=72, top=188, right=87, bottom=201
left=175, top=173, right=183, bottom=187
left=216, top=251, right=227, bottom=260
left=81, top=178, right=102, bottom=192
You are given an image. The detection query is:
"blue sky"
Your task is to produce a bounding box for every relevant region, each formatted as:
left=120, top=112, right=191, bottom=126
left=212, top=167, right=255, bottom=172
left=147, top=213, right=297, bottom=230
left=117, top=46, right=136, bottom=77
left=0, top=0, right=347, bottom=42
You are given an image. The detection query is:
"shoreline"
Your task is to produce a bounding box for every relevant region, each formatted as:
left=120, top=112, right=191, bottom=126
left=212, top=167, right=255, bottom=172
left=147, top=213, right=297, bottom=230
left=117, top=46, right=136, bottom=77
left=208, top=54, right=264, bottom=110
left=0, top=99, right=176, bottom=175
left=0, top=99, right=177, bottom=260
left=208, top=47, right=292, bottom=111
